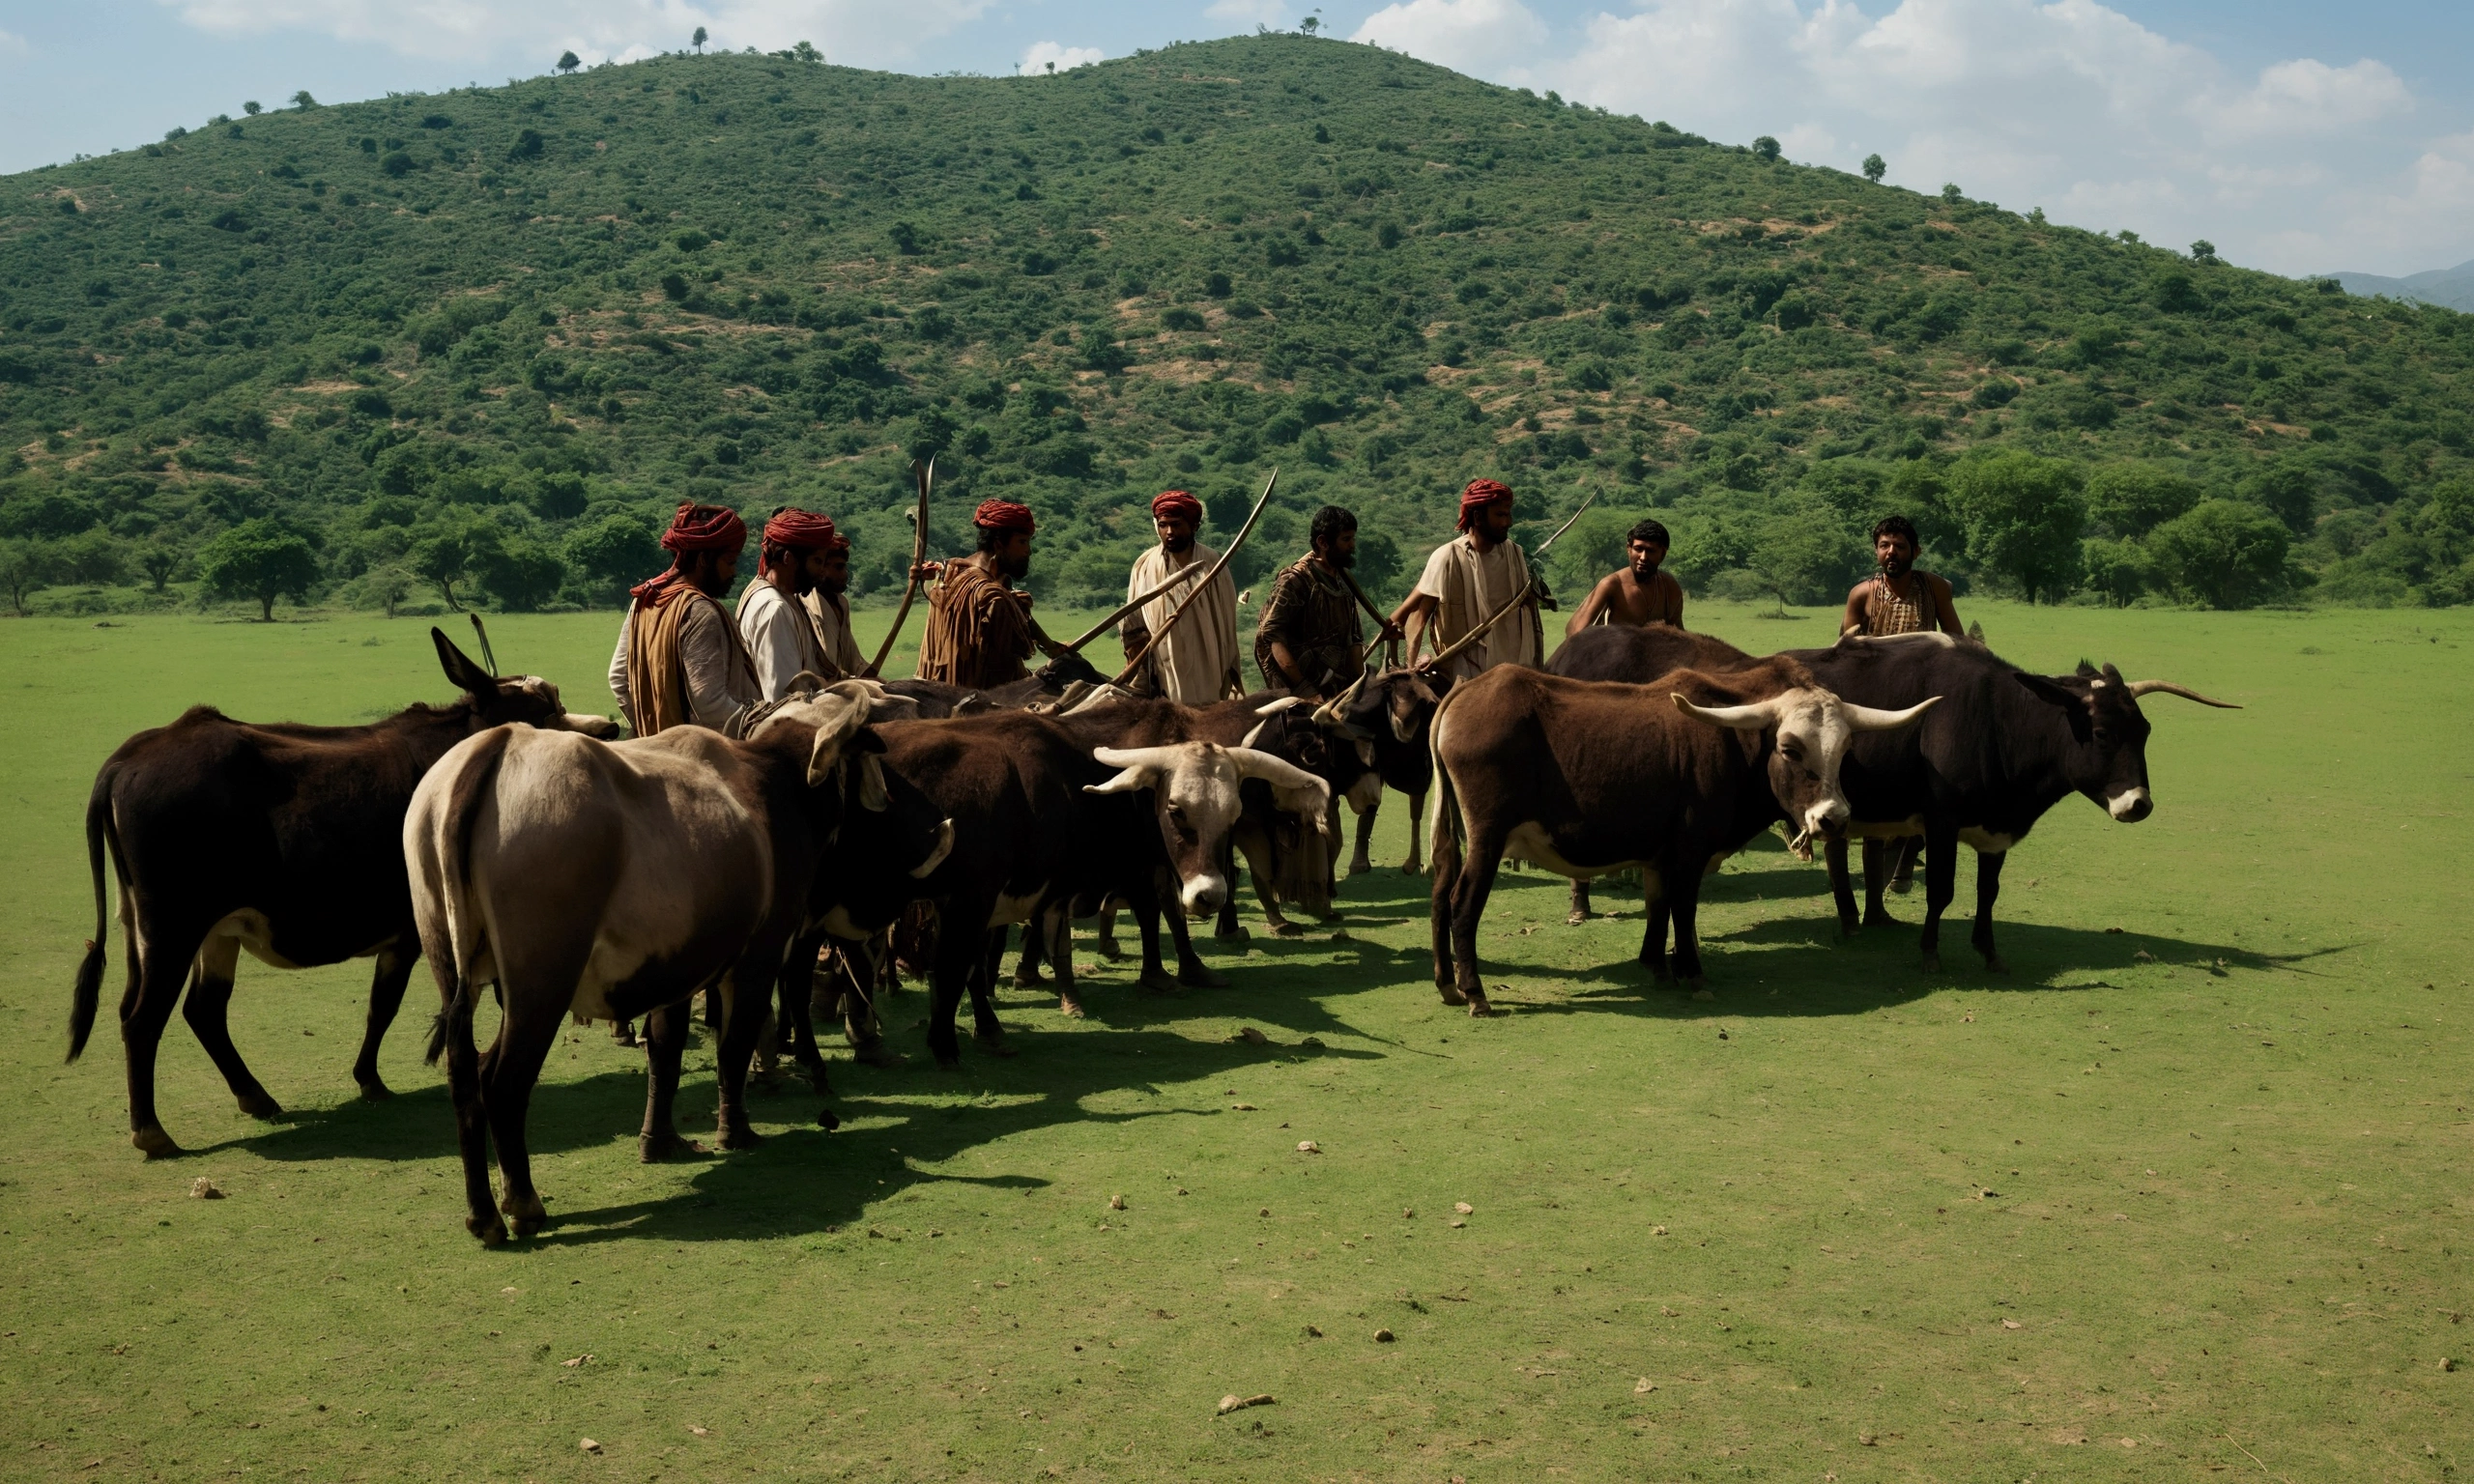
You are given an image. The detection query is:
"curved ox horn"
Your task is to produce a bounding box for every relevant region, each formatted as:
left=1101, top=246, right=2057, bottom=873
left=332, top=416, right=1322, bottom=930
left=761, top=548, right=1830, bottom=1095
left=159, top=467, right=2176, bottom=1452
left=1229, top=747, right=1333, bottom=832
left=1670, top=693, right=1779, bottom=731
left=2124, top=679, right=2240, bottom=708
left=1082, top=744, right=1181, bottom=795
left=1843, top=695, right=1942, bottom=731
left=1309, top=670, right=1369, bottom=728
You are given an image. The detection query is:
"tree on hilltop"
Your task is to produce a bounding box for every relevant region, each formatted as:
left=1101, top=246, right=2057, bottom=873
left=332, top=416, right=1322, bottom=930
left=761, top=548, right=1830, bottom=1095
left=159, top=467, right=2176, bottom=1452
left=290, top=90, right=318, bottom=109
left=242, top=100, right=262, bottom=116
left=692, top=25, right=707, bottom=52
left=1861, top=153, right=1885, bottom=183
left=558, top=50, right=581, bottom=74
left=1752, top=135, right=1780, bottom=164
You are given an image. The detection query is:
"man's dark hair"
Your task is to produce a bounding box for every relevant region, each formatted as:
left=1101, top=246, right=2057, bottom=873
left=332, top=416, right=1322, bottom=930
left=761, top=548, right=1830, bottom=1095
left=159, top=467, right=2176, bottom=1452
left=1309, top=504, right=1357, bottom=551
left=1626, top=518, right=1671, bottom=549
left=1872, top=514, right=1921, bottom=547
left=976, top=524, right=1015, bottom=556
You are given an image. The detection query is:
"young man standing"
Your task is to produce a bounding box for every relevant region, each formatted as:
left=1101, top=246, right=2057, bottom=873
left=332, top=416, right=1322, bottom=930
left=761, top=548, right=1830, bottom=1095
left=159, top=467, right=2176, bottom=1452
left=1120, top=489, right=1241, bottom=703
left=1397, top=478, right=1540, bottom=681
left=1841, top=514, right=1963, bottom=638
left=1256, top=504, right=1395, bottom=699
left=735, top=506, right=850, bottom=699
left=1566, top=517, right=1686, bottom=635
left=607, top=502, right=762, bottom=737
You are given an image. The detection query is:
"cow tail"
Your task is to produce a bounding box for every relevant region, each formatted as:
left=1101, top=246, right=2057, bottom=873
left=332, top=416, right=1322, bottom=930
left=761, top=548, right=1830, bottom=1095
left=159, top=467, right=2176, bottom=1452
left=421, top=728, right=514, bottom=1067
left=1425, top=695, right=1463, bottom=895
left=67, top=771, right=115, bottom=1063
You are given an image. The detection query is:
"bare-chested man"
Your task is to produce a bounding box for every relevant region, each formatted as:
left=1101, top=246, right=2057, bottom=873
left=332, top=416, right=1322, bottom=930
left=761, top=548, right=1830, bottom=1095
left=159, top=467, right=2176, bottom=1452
left=1566, top=518, right=1685, bottom=636
left=1838, top=513, right=1963, bottom=898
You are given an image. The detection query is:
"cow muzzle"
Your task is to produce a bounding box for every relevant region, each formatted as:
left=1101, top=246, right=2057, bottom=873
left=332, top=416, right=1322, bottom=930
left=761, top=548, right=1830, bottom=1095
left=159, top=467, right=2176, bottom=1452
left=1791, top=799, right=1850, bottom=860
left=910, top=818, right=957, bottom=878
left=1181, top=870, right=1229, bottom=918
left=2106, top=787, right=2152, bottom=823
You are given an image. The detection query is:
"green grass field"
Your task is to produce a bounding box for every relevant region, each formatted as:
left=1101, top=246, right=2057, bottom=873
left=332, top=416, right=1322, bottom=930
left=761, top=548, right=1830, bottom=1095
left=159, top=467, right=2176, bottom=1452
left=4, top=599, right=2469, bottom=1482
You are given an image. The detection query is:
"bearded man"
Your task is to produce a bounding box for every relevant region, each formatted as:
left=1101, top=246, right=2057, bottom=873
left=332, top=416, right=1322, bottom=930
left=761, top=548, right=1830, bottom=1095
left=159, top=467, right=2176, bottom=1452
left=1120, top=489, right=1241, bottom=703
left=735, top=506, right=851, bottom=699
left=1840, top=514, right=1962, bottom=638
left=1567, top=517, right=1686, bottom=635
left=607, top=502, right=761, bottom=736
left=1397, top=478, right=1541, bottom=680
left=801, top=527, right=866, bottom=679
left=914, top=499, right=1043, bottom=688
left=1257, top=504, right=1391, bottom=699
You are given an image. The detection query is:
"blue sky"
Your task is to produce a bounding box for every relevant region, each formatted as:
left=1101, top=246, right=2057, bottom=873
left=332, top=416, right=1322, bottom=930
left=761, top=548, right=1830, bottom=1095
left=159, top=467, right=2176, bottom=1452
left=2, top=1, right=2466, bottom=276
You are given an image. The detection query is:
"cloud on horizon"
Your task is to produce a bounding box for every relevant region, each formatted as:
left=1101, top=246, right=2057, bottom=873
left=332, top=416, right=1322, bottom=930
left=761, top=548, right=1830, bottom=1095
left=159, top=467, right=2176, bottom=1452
left=1354, top=0, right=2470, bottom=277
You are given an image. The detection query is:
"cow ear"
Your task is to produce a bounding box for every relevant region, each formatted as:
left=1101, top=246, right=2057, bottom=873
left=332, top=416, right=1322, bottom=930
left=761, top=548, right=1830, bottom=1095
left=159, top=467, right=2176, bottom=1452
left=803, top=695, right=868, bottom=786
left=432, top=627, right=495, bottom=697
left=856, top=754, right=890, bottom=812
left=2015, top=671, right=2085, bottom=709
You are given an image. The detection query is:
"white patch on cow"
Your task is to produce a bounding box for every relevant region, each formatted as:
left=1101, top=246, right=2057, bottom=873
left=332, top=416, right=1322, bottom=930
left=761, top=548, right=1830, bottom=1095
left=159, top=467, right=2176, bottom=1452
left=199, top=907, right=305, bottom=971
left=1957, top=827, right=2018, bottom=854
left=987, top=890, right=1048, bottom=929
left=1849, top=815, right=1927, bottom=841
left=1180, top=870, right=1229, bottom=915
left=912, top=818, right=956, bottom=878
left=1345, top=771, right=1384, bottom=814
left=2107, top=786, right=2150, bottom=821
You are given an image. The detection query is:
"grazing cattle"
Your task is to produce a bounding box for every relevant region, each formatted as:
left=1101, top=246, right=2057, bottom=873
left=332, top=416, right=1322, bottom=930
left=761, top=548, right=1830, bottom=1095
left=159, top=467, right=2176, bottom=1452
left=67, top=630, right=618, bottom=1158
left=1315, top=668, right=1451, bottom=875
left=406, top=684, right=942, bottom=1244
left=1787, top=632, right=2238, bottom=970
left=1545, top=627, right=1763, bottom=921
left=1426, top=659, right=1937, bottom=1014
left=796, top=710, right=1320, bottom=1065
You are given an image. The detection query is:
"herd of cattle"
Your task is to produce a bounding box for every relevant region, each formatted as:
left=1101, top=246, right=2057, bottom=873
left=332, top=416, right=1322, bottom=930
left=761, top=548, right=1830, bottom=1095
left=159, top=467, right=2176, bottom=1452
left=65, top=624, right=2232, bottom=1242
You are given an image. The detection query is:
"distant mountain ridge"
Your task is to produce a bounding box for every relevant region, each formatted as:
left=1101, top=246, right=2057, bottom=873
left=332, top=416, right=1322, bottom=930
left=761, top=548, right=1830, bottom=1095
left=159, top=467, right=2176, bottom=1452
left=2334, top=259, right=2474, bottom=312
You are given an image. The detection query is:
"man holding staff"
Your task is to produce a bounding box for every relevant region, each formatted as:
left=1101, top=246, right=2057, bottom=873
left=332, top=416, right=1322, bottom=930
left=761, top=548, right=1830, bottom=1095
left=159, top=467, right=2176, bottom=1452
left=915, top=499, right=1046, bottom=688
left=735, top=506, right=852, bottom=698
left=1397, top=478, right=1541, bottom=680
left=1257, top=503, right=1386, bottom=699
left=1120, top=489, right=1241, bottom=703
left=1566, top=517, right=1685, bottom=634
left=607, top=502, right=762, bottom=737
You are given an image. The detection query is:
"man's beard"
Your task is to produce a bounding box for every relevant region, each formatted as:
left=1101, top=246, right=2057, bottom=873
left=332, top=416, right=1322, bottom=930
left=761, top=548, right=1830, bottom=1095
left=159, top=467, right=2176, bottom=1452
left=1163, top=534, right=1194, bottom=556
left=997, top=549, right=1031, bottom=581
left=1879, top=554, right=1913, bottom=580
left=1321, top=543, right=1355, bottom=570
left=1630, top=556, right=1661, bottom=580
left=818, top=575, right=849, bottom=599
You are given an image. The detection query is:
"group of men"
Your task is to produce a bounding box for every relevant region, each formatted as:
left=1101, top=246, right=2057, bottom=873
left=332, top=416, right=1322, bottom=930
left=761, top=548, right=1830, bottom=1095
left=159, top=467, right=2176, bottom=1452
left=604, top=483, right=1965, bottom=738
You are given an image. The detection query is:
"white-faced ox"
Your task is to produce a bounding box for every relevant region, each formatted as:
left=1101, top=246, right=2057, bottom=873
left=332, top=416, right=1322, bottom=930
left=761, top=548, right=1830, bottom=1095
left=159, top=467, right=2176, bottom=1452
left=67, top=628, right=618, bottom=1159
left=403, top=684, right=942, bottom=1244
left=1789, top=633, right=2237, bottom=970
left=1427, top=659, right=1937, bottom=1014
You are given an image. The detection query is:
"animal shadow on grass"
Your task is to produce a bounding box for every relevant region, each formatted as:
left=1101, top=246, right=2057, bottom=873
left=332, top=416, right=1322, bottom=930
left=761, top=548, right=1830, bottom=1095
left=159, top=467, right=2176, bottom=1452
left=533, top=1020, right=1383, bottom=1247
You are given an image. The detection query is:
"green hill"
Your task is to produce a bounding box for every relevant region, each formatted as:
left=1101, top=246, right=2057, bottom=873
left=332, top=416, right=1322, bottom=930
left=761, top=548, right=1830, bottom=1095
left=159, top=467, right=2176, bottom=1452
left=4, top=34, right=2471, bottom=621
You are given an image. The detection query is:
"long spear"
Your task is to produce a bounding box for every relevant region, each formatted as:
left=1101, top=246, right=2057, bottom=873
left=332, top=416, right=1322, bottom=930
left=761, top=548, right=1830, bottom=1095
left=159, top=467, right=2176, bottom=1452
left=1055, top=559, right=1219, bottom=656
left=862, top=456, right=934, bottom=679
left=1107, top=468, right=1279, bottom=691
left=1420, top=484, right=1600, bottom=673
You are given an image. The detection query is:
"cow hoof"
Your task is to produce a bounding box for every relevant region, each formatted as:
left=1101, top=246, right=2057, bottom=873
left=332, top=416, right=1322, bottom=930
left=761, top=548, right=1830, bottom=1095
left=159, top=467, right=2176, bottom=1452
left=470, top=1215, right=509, bottom=1246
left=1863, top=912, right=1900, bottom=929
left=1013, top=969, right=1046, bottom=988
left=974, top=1031, right=1018, bottom=1059
left=612, top=1025, right=639, bottom=1048
left=1178, top=965, right=1229, bottom=989
left=849, top=1041, right=907, bottom=1070
left=1058, top=996, right=1086, bottom=1018
left=720, top=1125, right=762, bottom=1152
left=1465, top=997, right=1494, bottom=1018
left=1438, top=985, right=1467, bottom=1006
left=1983, top=954, right=2010, bottom=975
left=1567, top=909, right=1590, bottom=927
left=502, top=1197, right=548, bottom=1238
left=1921, top=951, right=1944, bottom=973
left=1215, top=924, right=1251, bottom=943
left=1093, top=938, right=1126, bottom=961
left=639, top=1132, right=705, bottom=1162
left=357, top=1078, right=393, bottom=1102
left=1269, top=921, right=1308, bottom=939
left=1347, top=855, right=1371, bottom=877
left=132, top=1127, right=183, bottom=1160
left=1890, top=877, right=1915, bottom=896
left=1138, top=969, right=1181, bottom=994
left=237, top=1091, right=284, bottom=1121
left=817, top=1107, right=842, bottom=1130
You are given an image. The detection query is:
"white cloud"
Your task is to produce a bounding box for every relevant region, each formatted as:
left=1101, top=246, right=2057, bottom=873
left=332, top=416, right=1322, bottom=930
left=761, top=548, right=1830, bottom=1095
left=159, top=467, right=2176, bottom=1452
left=1351, top=0, right=2468, bottom=275
left=1205, top=0, right=1290, bottom=23
left=1017, top=41, right=1103, bottom=75
left=157, top=0, right=993, bottom=70
left=1353, top=0, right=1549, bottom=76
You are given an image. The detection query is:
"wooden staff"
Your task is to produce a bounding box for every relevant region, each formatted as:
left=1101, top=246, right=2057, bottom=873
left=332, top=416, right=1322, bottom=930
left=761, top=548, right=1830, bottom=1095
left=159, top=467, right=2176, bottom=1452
left=862, top=456, right=934, bottom=679
left=1055, top=560, right=1219, bottom=656
left=1107, top=469, right=1279, bottom=691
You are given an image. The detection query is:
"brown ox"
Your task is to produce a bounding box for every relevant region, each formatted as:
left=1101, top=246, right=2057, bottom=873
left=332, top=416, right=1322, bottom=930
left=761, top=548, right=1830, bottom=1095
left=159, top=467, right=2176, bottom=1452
left=67, top=629, right=617, bottom=1158
left=405, top=684, right=945, bottom=1243
left=1427, top=659, right=1936, bottom=1013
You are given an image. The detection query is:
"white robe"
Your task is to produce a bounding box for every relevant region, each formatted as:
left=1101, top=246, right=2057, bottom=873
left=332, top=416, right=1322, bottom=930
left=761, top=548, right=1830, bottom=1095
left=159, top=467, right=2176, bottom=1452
left=1413, top=533, right=1539, bottom=680
left=734, top=582, right=832, bottom=701
left=1127, top=543, right=1240, bottom=704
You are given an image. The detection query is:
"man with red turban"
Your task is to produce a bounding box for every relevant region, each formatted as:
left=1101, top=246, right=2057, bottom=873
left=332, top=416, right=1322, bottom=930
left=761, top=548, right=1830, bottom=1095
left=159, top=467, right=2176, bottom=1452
left=1120, top=489, right=1241, bottom=703
left=1396, top=478, right=1542, bottom=679
left=735, top=506, right=859, bottom=699
left=915, top=499, right=1045, bottom=689
left=607, top=502, right=762, bottom=735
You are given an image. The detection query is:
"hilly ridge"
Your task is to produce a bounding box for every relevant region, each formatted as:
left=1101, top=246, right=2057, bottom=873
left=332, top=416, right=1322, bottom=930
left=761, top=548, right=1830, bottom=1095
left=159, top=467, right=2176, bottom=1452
left=3, top=34, right=2471, bottom=618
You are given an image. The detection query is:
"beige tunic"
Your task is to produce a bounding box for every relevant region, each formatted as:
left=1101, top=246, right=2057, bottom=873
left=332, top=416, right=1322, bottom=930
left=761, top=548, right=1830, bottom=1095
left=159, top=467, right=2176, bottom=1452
left=1413, top=533, right=1540, bottom=680
left=802, top=590, right=868, bottom=676
left=735, top=581, right=833, bottom=699
left=607, top=586, right=761, bottom=736
left=1126, top=543, right=1240, bottom=703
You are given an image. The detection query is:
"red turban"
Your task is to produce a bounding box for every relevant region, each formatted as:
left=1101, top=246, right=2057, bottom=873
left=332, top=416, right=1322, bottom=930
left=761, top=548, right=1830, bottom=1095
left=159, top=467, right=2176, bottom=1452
left=1458, top=478, right=1513, bottom=531
left=1150, top=489, right=1203, bottom=524
left=660, top=502, right=747, bottom=554
left=763, top=507, right=848, bottom=554
left=973, top=499, right=1037, bottom=535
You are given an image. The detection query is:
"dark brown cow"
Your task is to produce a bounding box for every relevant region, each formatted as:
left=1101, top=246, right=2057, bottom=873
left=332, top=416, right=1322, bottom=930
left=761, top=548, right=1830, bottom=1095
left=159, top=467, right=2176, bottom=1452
left=1318, top=667, right=1452, bottom=875
left=406, top=686, right=942, bottom=1243
left=1427, top=659, right=1937, bottom=1013
left=67, top=630, right=618, bottom=1158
